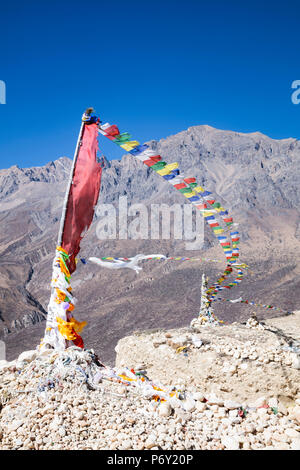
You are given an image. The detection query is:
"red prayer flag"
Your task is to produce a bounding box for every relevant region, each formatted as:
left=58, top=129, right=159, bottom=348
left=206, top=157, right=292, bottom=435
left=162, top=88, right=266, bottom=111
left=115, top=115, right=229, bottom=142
left=104, top=124, right=120, bottom=137
left=144, top=155, right=162, bottom=166
left=61, top=123, right=102, bottom=274
left=174, top=183, right=187, bottom=190
left=184, top=177, right=196, bottom=184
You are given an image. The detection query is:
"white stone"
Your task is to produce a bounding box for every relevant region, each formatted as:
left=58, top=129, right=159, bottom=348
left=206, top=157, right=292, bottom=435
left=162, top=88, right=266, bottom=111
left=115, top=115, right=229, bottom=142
left=221, top=436, right=240, bottom=450
left=38, top=349, right=54, bottom=357
left=14, top=438, right=23, bottom=447
left=158, top=402, right=172, bottom=417
left=207, top=394, right=224, bottom=406
left=243, top=442, right=251, bottom=450
left=224, top=364, right=237, bottom=375
left=0, top=360, right=9, bottom=370
left=193, top=392, right=205, bottom=402
left=291, top=354, right=300, bottom=370
left=268, top=398, right=278, bottom=408
left=196, top=402, right=207, bottom=412
left=204, top=410, right=213, bottom=419
left=171, top=336, right=189, bottom=347
left=257, top=408, right=268, bottom=416
left=254, top=396, right=268, bottom=408
left=191, top=337, right=203, bottom=348
left=18, top=350, right=38, bottom=363
left=0, top=360, right=16, bottom=371
left=289, top=406, right=300, bottom=424
left=290, top=438, right=300, bottom=450
left=224, top=400, right=242, bottom=410
left=58, top=427, right=66, bottom=437
left=145, top=437, right=157, bottom=449
left=8, top=420, right=24, bottom=432
left=285, top=428, right=300, bottom=439
left=183, top=398, right=196, bottom=412
left=240, top=363, right=248, bottom=370
left=273, top=442, right=290, bottom=450
left=122, top=440, right=132, bottom=450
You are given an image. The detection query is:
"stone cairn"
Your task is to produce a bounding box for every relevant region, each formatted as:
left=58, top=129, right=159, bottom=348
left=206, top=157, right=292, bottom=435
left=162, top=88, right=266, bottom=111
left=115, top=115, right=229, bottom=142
left=190, top=273, right=220, bottom=329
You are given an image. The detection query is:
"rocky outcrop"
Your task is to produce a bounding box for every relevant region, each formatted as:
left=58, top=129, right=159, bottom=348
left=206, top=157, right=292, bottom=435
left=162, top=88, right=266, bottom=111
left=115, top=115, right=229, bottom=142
left=115, top=312, right=300, bottom=405
left=10, top=312, right=45, bottom=333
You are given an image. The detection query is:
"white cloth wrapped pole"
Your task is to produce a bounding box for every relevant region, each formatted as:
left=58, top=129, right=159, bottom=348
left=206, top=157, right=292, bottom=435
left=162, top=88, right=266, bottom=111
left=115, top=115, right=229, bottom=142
left=41, top=250, right=76, bottom=350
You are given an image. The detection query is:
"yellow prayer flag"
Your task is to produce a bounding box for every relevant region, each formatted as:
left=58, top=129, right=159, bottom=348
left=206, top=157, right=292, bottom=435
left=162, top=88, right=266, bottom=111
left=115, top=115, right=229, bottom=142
left=156, top=162, right=179, bottom=176
left=183, top=191, right=196, bottom=198
left=194, top=186, right=205, bottom=193
left=203, top=211, right=216, bottom=217
left=120, top=141, right=140, bottom=151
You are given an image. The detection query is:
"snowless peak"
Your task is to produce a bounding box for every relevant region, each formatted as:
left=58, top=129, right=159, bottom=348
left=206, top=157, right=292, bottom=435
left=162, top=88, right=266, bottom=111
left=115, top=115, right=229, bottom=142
left=187, top=124, right=216, bottom=132
left=9, top=164, right=21, bottom=171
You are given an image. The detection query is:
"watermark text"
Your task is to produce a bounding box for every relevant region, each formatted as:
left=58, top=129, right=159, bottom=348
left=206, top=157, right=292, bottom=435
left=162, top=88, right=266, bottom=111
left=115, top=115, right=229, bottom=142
left=0, top=80, right=6, bottom=104
left=0, top=340, right=6, bottom=360
left=291, top=80, right=300, bottom=105
left=95, top=196, right=204, bottom=250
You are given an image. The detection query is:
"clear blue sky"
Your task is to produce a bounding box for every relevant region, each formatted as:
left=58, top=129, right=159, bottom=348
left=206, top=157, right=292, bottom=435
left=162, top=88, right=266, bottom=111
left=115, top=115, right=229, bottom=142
left=0, top=0, right=300, bottom=169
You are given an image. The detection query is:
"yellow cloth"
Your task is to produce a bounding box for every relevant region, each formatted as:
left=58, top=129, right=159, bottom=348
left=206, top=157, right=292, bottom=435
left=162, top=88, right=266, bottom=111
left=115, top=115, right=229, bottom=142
left=194, top=186, right=205, bottom=193
left=156, top=162, right=179, bottom=176
left=202, top=211, right=217, bottom=217
left=55, top=288, right=66, bottom=303
left=56, top=317, right=77, bottom=340
left=183, top=191, right=197, bottom=198
left=56, top=316, right=87, bottom=340
left=118, top=374, right=135, bottom=382
left=69, top=317, right=87, bottom=333
left=59, top=258, right=70, bottom=277
left=120, top=141, right=140, bottom=151
left=56, top=246, right=68, bottom=256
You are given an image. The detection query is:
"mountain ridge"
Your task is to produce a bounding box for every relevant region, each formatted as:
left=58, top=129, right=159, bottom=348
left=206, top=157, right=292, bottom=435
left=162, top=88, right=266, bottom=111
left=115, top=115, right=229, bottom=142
left=0, top=124, right=299, bottom=362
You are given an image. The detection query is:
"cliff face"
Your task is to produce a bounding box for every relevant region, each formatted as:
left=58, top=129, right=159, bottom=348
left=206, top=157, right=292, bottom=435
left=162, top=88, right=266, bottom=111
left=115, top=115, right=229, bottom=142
left=1, top=126, right=300, bottom=361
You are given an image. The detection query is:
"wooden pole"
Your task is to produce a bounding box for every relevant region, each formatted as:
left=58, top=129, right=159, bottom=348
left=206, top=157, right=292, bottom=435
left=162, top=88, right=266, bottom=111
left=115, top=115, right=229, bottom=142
left=42, top=108, right=94, bottom=350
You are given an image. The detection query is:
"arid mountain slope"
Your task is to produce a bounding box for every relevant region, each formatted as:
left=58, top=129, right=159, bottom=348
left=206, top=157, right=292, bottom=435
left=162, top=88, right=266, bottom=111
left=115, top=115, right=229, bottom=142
left=0, top=125, right=300, bottom=362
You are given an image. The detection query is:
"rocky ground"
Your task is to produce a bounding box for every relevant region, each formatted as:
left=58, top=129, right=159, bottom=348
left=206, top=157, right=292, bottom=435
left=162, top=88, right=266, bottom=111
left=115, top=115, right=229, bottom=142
left=0, top=313, right=299, bottom=451
left=116, top=313, right=300, bottom=405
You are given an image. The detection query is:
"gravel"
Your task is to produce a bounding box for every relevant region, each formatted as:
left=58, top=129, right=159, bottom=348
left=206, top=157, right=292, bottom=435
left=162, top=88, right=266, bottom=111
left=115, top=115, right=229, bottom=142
left=0, top=340, right=299, bottom=450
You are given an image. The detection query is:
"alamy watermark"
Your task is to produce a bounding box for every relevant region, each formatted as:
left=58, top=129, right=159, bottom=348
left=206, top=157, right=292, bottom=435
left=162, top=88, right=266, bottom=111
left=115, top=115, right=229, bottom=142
left=291, top=80, right=300, bottom=105
left=0, top=340, right=6, bottom=360
left=0, top=80, right=6, bottom=104
left=95, top=196, right=204, bottom=250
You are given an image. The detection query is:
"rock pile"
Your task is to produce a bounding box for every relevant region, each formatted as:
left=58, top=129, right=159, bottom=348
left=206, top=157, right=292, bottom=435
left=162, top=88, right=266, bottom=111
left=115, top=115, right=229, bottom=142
left=190, top=314, right=220, bottom=329
left=0, top=331, right=300, bottom=450
left=245, top=315, right=265, bottom=330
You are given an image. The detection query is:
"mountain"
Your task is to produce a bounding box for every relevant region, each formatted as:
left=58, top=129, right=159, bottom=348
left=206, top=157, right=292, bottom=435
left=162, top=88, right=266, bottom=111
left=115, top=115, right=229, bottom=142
left=1, top=125, right=300, bottom=363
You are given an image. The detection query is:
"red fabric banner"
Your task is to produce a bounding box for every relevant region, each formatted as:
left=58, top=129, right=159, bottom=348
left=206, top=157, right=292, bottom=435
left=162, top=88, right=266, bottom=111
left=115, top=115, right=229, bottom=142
left=61, top=123, right=102, bottom=274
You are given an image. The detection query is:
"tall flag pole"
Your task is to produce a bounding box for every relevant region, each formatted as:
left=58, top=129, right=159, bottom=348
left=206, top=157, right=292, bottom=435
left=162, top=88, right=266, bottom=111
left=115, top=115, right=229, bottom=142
left=40, top=109, right=102, bottom=351
left=57, top=111, right=89, bottom=248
